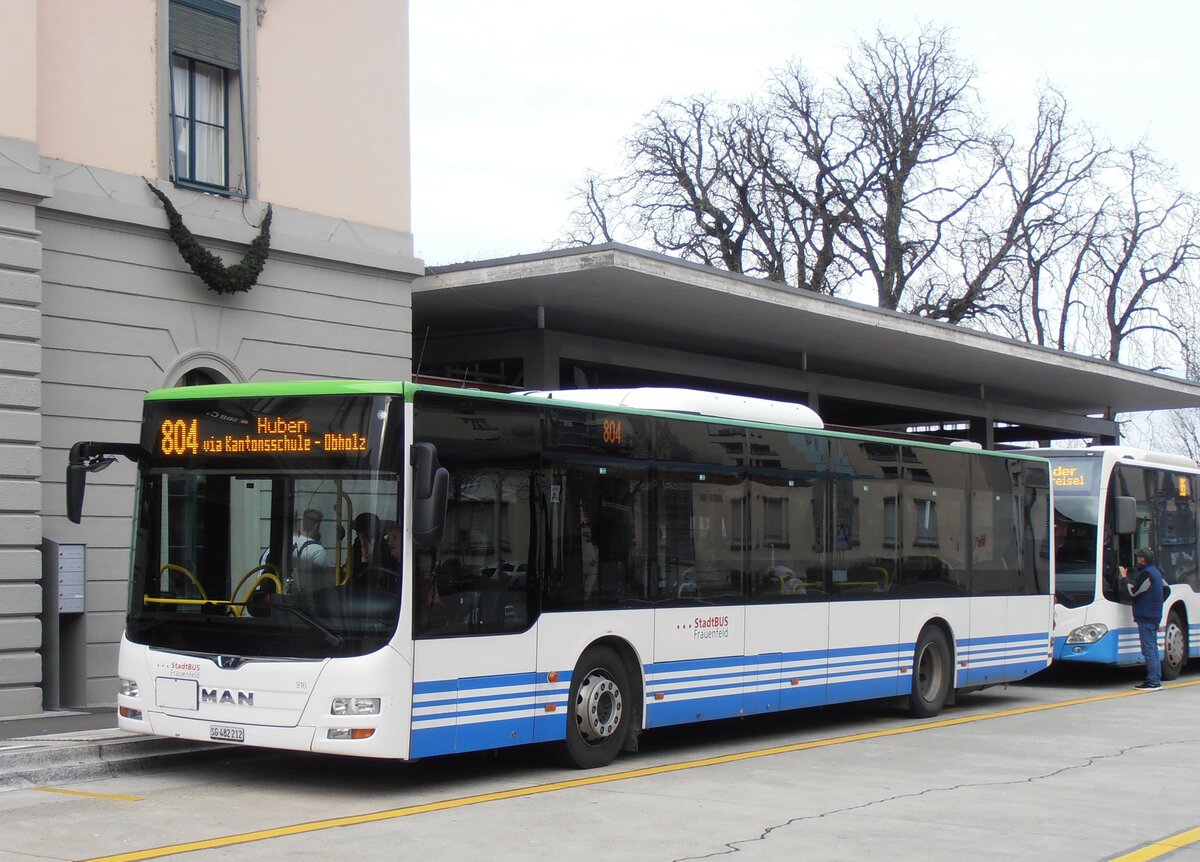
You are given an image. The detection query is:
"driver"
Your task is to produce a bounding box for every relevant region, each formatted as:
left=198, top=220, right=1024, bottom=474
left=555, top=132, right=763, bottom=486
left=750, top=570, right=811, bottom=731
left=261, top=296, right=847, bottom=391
left=351, top=512, right=384, bottom=577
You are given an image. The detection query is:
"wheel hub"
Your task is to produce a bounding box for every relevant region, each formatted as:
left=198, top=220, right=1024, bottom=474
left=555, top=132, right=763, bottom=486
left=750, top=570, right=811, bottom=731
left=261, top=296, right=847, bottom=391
left=575, top=670, right=622, bottom=743
left=1164, top=622, right=1185, bottom=668
left=916, top=643, right=944, bottom=700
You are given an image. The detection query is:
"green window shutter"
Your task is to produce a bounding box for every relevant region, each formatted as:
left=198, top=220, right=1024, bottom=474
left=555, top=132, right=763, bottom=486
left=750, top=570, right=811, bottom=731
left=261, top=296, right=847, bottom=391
left=170, top=0, right=240, bottom=70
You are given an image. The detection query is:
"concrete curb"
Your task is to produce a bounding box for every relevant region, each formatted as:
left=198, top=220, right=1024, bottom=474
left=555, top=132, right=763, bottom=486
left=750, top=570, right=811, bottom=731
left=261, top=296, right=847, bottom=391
left=0, top=731, right=233, bottom=790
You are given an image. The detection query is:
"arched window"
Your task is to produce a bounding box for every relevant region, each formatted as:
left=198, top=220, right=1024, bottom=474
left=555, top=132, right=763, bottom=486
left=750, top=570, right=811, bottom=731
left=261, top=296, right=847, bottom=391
left=175, top=367, right=229, bottom=387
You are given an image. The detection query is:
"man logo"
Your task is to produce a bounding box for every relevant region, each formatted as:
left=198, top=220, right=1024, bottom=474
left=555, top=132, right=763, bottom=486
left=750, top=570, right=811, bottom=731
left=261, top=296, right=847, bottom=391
left=201, top=688, right=254, bottom=706
left=217, top=655, right=244, bottom=669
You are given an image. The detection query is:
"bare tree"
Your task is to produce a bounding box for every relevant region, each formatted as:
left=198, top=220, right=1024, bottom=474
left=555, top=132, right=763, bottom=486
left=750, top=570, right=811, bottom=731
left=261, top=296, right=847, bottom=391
left=562, top=26, right=1198, bottom=364
left=1084, top=147, right=1200, bottom=365
left=565, top=26, right=1009, bottom=316
left=764, top=63, right=871, bottom=294
left=981, top=89, right=1107, bottom=342
left=835, top=26, right=995, bottom=313
left=562, top=171, right=623, bottom=246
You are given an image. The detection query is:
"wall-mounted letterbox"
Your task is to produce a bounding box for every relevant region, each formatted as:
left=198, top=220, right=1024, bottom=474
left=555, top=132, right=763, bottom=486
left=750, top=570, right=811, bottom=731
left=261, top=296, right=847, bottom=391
left=57, top=543, right=85, bottom=614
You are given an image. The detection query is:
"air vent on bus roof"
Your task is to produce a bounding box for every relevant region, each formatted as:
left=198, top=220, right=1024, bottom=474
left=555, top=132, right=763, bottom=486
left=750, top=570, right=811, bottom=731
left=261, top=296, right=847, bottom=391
left=516, top=388, right=823, bottom=429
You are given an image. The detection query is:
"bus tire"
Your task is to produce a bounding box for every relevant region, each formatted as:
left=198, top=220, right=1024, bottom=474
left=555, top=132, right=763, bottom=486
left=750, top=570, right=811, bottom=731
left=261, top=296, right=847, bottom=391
left=909, top=626, right=952, bottom=718
left=559, top=645, right=631, bottom=769
left=1161, top=609, right=1187, bottom=681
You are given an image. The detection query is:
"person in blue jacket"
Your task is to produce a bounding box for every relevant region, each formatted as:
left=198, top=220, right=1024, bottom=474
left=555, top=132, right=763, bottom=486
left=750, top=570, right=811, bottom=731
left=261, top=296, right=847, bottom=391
left=1121, top=547, right=1166, bottom=690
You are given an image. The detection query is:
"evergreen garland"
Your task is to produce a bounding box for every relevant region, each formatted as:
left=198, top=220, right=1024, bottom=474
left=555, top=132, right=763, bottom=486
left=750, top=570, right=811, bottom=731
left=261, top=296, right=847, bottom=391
left=145, top=180, right=273, bottom=295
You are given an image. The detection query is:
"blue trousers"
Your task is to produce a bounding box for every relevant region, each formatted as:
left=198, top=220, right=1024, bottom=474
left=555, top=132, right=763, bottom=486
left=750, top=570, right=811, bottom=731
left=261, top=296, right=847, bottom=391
left=1137, top=620, right=1161, bottom=684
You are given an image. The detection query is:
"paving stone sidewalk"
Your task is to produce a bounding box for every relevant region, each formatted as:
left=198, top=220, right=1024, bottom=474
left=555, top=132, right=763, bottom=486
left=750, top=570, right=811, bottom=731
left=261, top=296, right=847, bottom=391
left=0, top=710, right=228, bottom=790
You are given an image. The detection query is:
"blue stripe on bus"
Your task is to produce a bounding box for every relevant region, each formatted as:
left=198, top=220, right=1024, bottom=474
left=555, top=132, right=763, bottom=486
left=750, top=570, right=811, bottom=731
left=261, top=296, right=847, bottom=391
left=413, top=671, right=541, bottom=695
left=411, top=633, right=1050, bottom=756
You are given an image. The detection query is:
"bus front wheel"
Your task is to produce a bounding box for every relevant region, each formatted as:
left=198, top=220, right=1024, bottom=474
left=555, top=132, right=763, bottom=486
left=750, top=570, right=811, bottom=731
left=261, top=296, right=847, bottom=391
left=909, top=626, right=952, bottom=718
left=559, top=645, right=631, bottom=769
left=1162, top=609, right=1187, bottom=681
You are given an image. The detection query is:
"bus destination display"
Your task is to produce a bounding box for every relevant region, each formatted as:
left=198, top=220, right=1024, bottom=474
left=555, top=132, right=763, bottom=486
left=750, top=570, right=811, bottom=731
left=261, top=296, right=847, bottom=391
left=158, top=412, right=369, bottom=456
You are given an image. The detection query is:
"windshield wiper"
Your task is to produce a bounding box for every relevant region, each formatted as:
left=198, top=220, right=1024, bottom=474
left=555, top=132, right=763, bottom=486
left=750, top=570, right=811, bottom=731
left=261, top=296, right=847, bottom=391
left=270, top=600, right=345, bottom=648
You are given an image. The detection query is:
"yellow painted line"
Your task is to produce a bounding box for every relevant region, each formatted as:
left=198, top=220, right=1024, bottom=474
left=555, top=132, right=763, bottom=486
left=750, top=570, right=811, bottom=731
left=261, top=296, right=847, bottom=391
left=33, top=786, right=144, bottom=802
left=1110, top=826, right=1200, bottom=861
left=84, top=678, right=1200, bottom=862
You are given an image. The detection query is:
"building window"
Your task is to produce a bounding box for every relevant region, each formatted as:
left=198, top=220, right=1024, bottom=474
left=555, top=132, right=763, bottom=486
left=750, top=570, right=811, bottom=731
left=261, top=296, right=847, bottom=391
left=175, top=367, right=228, bottom=387
left=168, top=0, right=247, bottom=195
left=763, top=497, right=788, bottom=548
left=912, top=498, right=940, bottom=548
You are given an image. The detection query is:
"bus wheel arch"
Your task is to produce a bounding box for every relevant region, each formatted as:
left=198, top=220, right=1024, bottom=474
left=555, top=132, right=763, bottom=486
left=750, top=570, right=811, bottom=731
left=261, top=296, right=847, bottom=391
left=909, top=621, right=953, bottom=718
left=1162, top=605, right=1188, bottom=681
left=557, top=638, right=641, bottom=769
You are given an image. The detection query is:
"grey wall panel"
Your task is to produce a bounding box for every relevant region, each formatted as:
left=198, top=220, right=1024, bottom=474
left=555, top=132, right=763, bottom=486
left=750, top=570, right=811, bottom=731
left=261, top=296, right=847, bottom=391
left=0, top=549, right=43, bottom=581
left=42, top=384, right=147, bottom=421
left=41, top=482, right=135, bottom=520
left=0, top=374, right=40, bottom=409
left=85, top=677, right=119, bottom=707
left=0, top=688, right=41, bottom=716
left=0, top=269, right=40, bottom=305
left=1, top=304, right=41, bottom=340
left=0, top=408, right=40, bottom=442
left=0, top=618, right=41, bottom=648
left=0, top=516, right=40, bottom=548
left=0, top=480, right=40, bottom=512
left=0, top=652, right=40, bottom=686
left=84, top=580, right=128, bottom=614
left=0, top=340, right=40, bottom=373
left=0, top=583, right=41, bottom=615
left=84, top=615, right=125, bottom=649
left=34, top=179, right=416, bottom=712
left=40, top=417, right=139, bottom=449
left=0, top=447, right=40, bottom=479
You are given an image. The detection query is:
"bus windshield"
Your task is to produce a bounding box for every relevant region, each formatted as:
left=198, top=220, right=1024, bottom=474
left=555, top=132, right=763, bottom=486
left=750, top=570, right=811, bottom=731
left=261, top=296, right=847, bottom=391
left=128, top=392, right=402, bottom=658
left=1050, top=457, right=1103, bottom=608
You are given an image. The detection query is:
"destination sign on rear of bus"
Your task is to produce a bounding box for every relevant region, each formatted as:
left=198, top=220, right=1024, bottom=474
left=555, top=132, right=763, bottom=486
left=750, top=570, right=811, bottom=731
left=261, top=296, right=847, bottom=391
left=144, top=395, right=385, bottom=464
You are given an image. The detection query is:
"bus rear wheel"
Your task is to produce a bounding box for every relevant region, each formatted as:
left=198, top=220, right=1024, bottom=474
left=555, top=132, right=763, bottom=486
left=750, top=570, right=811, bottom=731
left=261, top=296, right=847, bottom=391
left=909, top=626, right=951, bottom=718
left=559, top=645, right=631, bottom=769
left=1162, top=609, right=1187, bottom=681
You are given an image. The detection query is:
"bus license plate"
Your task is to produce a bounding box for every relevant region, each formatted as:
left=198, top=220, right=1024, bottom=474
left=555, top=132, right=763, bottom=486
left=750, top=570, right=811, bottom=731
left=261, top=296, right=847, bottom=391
left=209, top=724, right=244, bottom=743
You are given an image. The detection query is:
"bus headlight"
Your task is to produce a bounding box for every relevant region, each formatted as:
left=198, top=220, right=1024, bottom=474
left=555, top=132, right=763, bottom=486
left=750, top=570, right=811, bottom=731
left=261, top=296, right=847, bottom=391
left=1066, top=624, right=1109, bottom=644
left=119, top=678, right=140, bottom=697
left=331, top=697, right=381, bottom=716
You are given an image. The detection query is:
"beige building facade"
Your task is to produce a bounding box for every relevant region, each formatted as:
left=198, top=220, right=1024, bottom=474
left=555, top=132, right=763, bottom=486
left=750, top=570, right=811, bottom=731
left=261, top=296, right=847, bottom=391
left=0, top=0, right=420, bottom=716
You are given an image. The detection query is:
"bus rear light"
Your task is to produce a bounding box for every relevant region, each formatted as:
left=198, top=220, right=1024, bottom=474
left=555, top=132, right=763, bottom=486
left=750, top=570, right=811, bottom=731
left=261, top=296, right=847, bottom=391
left=119, top=706, right=143, bottom=720
left=327, top=728, right=375, bottom=740
left=1066, top=624, right=1109, bottom=644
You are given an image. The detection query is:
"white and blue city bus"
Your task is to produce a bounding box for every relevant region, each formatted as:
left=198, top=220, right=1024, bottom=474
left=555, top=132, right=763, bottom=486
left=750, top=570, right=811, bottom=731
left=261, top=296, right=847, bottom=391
left=1036, top=446, right=1200, bottom=678
left=68, top=381, right=1054, bottom=768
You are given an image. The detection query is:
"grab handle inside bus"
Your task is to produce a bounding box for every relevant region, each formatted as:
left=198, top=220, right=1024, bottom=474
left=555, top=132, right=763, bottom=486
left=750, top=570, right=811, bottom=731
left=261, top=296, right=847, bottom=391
left=1113, top=495, right=1137, bottom=536
left=66, top=441, right=144, bottom=524
left=411, top=442, right=449, bottom=547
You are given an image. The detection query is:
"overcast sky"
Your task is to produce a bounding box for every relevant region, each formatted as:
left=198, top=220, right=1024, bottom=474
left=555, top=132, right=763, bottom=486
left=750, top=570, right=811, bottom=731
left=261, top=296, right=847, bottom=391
left=410, top=1, right=1200, bottom=267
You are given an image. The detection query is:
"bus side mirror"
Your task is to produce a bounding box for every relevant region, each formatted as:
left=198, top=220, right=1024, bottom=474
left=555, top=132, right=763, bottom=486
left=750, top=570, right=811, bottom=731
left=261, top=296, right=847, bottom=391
left=411, top=442, right=448, bottom=547
left=1113, top=496, right=1137, bottom=536
left=66, top=461, right=88, bottom=524
left=66, top=441, right=144, bottom=524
